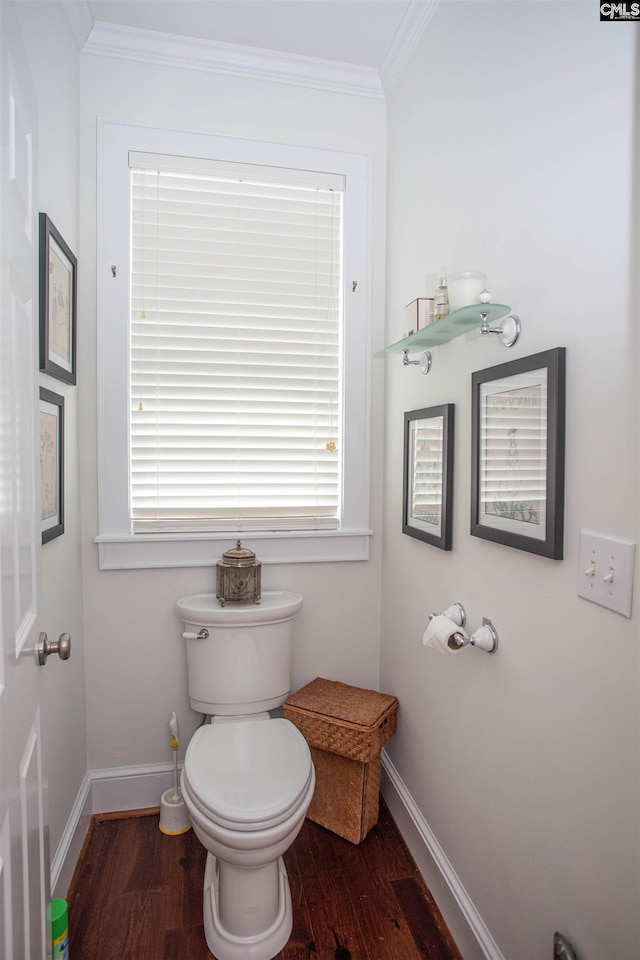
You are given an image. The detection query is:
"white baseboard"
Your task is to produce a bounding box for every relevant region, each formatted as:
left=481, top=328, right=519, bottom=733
left=381, top=750, right=504, bottom=960
left=50, top=775, right=93, bottom=898
left=90, top=761, right=176, bottom=814
left=50, top=761, right=176, bottom=897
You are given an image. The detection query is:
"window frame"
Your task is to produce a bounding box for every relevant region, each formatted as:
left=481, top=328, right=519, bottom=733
left=96, top=119, right=372, bottom=569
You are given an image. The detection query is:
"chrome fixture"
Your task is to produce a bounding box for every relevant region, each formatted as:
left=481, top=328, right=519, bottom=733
left=402, top=349, right=432, bottom=374
left=37, top=631, right=71, bottom=666
left=448, top=622, right=498, bottom=654
left=554, top=933, right=579, bottom=960
left=429, top=602, right=466, bottom=628
left=427, top=603, right=467, bottom=646
left=479, top=310, right=521, bottom=348
left=180, top=628, right=209, bottom=641
left=428, top=604, right=498, bottom=653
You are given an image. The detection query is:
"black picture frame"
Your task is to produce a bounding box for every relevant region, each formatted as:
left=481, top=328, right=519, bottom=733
left=403, top=403, right=454, bottom=550
left=39, top=387, right=64, bottom=543
left=39, top=213, right=77, bottom=385
left=471, top=347, right=566, bottom=559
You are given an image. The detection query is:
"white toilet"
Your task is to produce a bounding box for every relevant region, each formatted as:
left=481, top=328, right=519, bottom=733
left=177, top=591, right=315, bottom=960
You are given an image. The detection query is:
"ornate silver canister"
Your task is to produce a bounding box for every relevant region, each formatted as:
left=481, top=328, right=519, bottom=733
left=216, top=540, right=261, bottom=606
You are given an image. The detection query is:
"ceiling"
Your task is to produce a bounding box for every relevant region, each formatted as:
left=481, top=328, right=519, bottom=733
left=87, top=0, right=417, bottom=69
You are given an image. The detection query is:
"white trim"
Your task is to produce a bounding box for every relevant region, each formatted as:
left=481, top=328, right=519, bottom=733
left=97, top=119, right=372, bottom=569
left=70, top=2, right=437, bottom=97
left=379, top=0, right=440, bottom=93
left=83, top=21, right=384, bottom=100
left=96, top=529, right=372, bottom=570
left=381, top=750, right=504, bottom=960
left=49, top=775, right=92, bottom=898
left=90, top=762, right=177, bottom=814
left=60, top=0, right=94, bottom=49
left=49, top=762, right=178, bottom=897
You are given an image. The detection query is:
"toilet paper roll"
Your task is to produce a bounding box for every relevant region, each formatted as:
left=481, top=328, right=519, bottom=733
left=422, top=615, right=468, bottom=654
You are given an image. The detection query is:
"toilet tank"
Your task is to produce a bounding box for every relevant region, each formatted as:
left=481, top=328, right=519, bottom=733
left=177, top=591, right=303, bottom=715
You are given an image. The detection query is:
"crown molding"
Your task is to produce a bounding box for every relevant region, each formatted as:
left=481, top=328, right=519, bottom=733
left=379, top=0, right=440, bottom=94
left=71, top=3, right=438, bottom=98
left=60, top=0, right=94, bottom=49
left=82, top=21, right=385, bottom=99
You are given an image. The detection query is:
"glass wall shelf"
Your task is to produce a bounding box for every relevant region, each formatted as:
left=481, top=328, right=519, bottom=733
left=386, top=303, right=512, bottom=354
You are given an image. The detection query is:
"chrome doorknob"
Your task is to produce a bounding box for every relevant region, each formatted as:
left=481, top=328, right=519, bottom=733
left=37, top=632, right=71, bottom=666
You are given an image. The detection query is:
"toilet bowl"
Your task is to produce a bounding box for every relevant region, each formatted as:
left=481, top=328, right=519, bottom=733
left=181, top=716, right=315, bottom=960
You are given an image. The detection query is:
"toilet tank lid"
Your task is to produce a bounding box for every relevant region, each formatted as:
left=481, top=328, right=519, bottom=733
left=177, top=590, right=303, bottom=626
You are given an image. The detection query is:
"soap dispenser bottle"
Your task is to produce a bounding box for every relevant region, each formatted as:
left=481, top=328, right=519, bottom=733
left=433, top=271, right=449, bottom=321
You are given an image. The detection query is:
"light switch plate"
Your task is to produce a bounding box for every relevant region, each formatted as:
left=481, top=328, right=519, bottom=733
left=577, top=531, right=635, bottom=617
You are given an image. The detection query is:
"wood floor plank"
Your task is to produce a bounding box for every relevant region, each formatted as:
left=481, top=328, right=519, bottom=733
left=298, top=870, right=371, bottom=960
left=346, top=878, right=429, bottom=960
left=68, top=799, right=460, bottom=960
left=358, top=802, right=425, bottom=881
left=163, top=922, right=209, bottom=960
left=390, top=876, right=462, bottom=960
left=277, top=869, right=315, bottom=959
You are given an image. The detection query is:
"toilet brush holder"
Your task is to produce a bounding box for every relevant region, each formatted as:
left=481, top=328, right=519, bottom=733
left=159, top=711, right=191, bottom=835
left=159, top=788, right=191, bottom=836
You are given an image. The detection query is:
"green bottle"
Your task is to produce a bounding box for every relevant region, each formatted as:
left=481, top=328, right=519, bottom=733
left=48, top=898, right=70, bottom=959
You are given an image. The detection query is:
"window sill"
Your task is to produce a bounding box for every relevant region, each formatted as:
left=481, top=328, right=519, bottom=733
left=94, top=529, right=373, bottom=569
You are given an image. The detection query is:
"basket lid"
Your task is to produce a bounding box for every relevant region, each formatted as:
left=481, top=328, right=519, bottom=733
left=285, top=678, right=398, bottom=729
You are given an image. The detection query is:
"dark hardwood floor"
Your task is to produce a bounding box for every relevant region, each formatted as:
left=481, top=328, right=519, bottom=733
left=67, top=798, right=461, bottom=960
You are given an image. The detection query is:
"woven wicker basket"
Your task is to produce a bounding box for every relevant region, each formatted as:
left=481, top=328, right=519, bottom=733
left=283, top=678, right=398, bottom=843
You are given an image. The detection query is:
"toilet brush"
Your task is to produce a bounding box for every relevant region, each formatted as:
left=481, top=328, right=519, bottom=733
left=168, top=712, right=181, bottom=802
left=159, top=712, right=191, bottom=835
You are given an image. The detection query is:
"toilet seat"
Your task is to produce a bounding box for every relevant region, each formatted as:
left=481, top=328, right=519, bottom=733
left=182, top=718, right=313, bottom=832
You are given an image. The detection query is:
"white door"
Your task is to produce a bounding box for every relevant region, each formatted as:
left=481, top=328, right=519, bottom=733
left=0, top=5, right=50, bottom=960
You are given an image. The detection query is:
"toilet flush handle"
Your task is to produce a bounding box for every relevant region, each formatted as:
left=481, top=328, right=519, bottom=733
left=181, top=629, right=209, bottom=641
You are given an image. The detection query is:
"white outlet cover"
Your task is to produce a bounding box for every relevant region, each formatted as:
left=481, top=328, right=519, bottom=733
left=578, top=531, right=635, bottom=617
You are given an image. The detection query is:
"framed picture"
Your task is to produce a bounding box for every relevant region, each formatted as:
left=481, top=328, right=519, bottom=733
left=471, top=347, right=566, bottom=559
left=39, top=213, right=77, bottom=384
left=39, top=387, right=64, bottom=543
left=403, top=404, right=454, bottom=550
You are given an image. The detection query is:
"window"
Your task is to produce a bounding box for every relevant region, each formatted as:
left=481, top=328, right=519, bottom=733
left=130, top=154, right=343, bottom=534
left=97, top=120, right=371, bottom=568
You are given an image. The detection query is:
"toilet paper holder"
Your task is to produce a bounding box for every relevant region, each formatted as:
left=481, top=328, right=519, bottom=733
left=429, top=603, right=498, bottom=654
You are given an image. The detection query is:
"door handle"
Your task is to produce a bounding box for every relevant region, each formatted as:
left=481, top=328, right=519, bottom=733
left=37, top=632, right=71, bottom=666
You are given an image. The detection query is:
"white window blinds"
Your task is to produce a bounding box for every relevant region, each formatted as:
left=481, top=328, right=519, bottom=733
left=129, top=152, right=344, bottom=534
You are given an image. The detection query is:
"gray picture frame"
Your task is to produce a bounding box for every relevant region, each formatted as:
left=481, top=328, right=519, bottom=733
left=403, top=403, right=454, bottom=550
left=39, top=213, right=77, bottom=385
left=39, top=386, right=64, bottom=543
left=471, top=347, right=566, bottom=559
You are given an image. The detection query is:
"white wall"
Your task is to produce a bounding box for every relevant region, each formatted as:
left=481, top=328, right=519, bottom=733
left=14, top=1, right=88, bottom=872
left=77, top=55, right=387, bottom=770
left=381, top=3, right=639, bottom=959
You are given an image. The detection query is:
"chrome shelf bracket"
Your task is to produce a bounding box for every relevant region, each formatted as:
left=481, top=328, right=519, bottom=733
left=479, top=311, right=521, bottom=348
left=402, top=349, right=432, bottom=374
